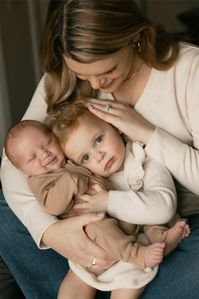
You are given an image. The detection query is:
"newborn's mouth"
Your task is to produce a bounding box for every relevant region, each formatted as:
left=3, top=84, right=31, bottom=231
left=45, top=156, right=57, bottom=166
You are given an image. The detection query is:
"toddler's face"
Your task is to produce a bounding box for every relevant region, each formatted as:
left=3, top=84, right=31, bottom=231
left=14, top=127, right=65, bottom=176
left=63, top=113, right=125, bottom=177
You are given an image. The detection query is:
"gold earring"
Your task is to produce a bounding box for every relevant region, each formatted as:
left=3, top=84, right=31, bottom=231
left=133, top=40, right=141, bottom=53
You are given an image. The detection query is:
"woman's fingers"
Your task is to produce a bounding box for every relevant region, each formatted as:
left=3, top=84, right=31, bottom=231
left=87, top=98, right=126, bottom=114
left=75, top=212, right=104, bottom=225
left=72, top=213, right=116, bottom=269
left=88, top=103, right=120, bottom=125
left=87, top=101, right=134, bottom=139
left=73, top=202, right=89, bottom=211
left=42, top=214, right=115, bottom=270
left=87, top=98, right=124, bottom=109
left=86, top=98, right=155, bottom=144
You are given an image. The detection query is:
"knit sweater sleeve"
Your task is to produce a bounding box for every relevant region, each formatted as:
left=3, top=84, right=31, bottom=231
left=108, top=159, right=177, bottom=225
left=28, top=170, right=79, bottom=217
left=145, top=51, right=199, bottom=196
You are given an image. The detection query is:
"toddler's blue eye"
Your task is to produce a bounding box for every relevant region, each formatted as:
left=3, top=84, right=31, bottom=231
left=82, top=154, right=90, bottom=163
left=95, top=136, right=103, bottom=144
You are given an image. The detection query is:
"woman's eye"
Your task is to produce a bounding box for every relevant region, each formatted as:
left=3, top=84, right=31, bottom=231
left=105, top=66, right=117, bottom=75
left=95, top=136, right=103, bottom=144
left=81, top=154, right=90, bottom=163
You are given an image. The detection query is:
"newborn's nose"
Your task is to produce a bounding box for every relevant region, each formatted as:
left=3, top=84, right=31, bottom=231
left=38, top=149, right=50, bottom=160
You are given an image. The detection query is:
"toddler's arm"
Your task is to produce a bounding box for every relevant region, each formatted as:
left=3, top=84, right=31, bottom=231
left=108, top=158, right=176, bottom=225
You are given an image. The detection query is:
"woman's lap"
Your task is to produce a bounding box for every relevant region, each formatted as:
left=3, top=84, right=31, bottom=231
left=0, top=189, right=199, bottom=299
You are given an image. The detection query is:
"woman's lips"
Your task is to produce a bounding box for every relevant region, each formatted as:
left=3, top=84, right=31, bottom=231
left=100, top=81, right=114, bottom=90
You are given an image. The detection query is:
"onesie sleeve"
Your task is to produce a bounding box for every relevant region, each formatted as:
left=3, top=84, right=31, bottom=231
left=1, top=75, right=57, bottom=248
left=28, top=170, right=79, bottom=217
left=108, top=159, right=177, bottom=225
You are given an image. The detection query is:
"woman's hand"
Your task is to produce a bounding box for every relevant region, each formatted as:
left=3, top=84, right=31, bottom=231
left=42, top=213, right=116, bottom=270
left=86, top=98, right=155, bottom=145
left=74, top=185, right=109, bottom=214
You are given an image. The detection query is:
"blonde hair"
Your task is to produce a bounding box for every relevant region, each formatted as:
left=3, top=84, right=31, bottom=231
left=42, top=0, right=179, bottom=114
left=4, top=120, right=51, bottom=167
left=51, top=99, right=89, bottom=149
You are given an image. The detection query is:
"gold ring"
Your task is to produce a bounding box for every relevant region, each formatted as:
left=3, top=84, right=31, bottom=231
left=106, top=104, right=112, bottom=114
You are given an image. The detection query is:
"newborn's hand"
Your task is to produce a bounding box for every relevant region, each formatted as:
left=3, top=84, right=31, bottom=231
left=74, top=188, right=109, bottom=213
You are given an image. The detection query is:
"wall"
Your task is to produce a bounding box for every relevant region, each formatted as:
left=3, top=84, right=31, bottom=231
left=0, top=0, right=49, bottom=153
left=143, top=0, right=199, bottom=43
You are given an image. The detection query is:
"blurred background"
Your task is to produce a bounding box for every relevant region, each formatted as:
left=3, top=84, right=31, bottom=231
left=0, top=0, right=199, bottom=154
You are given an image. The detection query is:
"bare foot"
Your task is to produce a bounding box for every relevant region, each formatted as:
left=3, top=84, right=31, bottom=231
left=144, top=242, right=165, bottom=268
left=164, top=220, right=190, bottom=256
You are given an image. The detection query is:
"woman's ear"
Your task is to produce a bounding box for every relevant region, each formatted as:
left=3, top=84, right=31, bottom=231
left=132, top=32, right=141, bottom=41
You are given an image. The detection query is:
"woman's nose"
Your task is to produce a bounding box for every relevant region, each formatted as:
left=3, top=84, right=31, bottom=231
left=89, top=76, right=106, bottom=90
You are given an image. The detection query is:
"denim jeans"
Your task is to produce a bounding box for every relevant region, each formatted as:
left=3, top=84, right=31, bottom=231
left=0, top=189, right=199, bottom=299
left=0, top=255, right=25, bottom=299
left=0, top=189, right=109, bottom=299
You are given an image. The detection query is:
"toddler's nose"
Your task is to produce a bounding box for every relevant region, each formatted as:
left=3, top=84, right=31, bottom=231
left=95, top=151, right=105, bottom=163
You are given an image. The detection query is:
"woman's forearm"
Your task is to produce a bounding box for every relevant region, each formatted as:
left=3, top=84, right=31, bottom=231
left=145, top=127, right=199, bottom=195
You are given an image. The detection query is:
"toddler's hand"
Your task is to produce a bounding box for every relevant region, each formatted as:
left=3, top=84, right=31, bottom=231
left=74, top=189, right=109, bottom=213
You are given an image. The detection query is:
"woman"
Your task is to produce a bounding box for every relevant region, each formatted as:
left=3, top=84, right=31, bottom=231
left=1, top=0, right=199, bottom=298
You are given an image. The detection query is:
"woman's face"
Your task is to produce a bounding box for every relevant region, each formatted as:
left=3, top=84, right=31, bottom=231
left=64, top=46, right=134, bottom=93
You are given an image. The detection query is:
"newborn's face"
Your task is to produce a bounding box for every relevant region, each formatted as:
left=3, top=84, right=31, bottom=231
left=14, top=127, right=66, bottom=176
